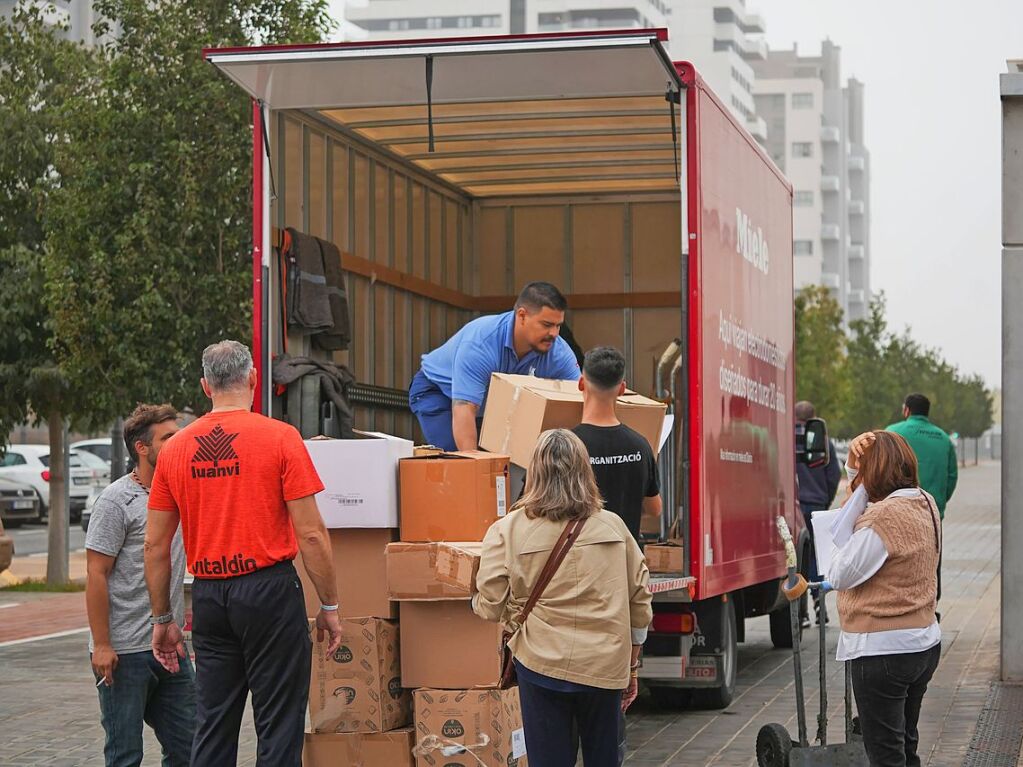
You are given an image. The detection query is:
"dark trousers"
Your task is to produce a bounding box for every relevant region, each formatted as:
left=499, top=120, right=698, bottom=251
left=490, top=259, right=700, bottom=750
left=94, top=650, right=196, bottom=767
left=850, top=645, right=941, bottom=767
left=518, top=671, right=622, bottom=767
left=800, top=505, right=824, bottom=582
left=190, top=560, right=312, bottom=767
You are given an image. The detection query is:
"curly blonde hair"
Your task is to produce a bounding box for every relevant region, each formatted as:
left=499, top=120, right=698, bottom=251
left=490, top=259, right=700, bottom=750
left=515, top=429, right=603, bottom=521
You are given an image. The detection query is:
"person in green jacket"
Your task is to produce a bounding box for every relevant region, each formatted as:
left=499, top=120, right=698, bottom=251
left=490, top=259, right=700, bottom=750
left=886, top=392, right=958, bottom=605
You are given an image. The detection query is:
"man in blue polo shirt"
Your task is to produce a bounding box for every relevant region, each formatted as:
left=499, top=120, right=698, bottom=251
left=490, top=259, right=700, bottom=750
left=409, top=282, right=580, bottom=451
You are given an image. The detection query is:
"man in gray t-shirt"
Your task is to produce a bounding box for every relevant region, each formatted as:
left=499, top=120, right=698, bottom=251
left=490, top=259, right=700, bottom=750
left=85, top=405, right=195, bottom=767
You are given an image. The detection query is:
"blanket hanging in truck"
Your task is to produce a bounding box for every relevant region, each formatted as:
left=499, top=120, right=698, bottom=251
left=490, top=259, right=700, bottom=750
left=312, top=236, right=351, bottom=351
left=284, top=227, right=333, bottom=333
left=272, top=354, right=356, bottom=438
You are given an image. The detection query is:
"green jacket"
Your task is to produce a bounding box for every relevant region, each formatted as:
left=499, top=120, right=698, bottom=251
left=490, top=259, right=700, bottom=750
left=886, top=415, right=958, bottom=517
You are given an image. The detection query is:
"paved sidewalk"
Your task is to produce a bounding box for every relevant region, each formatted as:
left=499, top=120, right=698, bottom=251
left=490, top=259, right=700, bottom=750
left=0, top=461, right=1006, bottom=766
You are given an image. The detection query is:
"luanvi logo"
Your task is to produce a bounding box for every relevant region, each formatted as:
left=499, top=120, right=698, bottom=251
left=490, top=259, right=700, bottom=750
left=441, top=719, right=465, bottom=738
left=191, top=425, right=241, bottom=479
left=333, top=646, right=353, bottom=664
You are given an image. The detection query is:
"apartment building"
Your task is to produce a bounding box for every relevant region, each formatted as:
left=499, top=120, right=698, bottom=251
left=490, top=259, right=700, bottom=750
left=0, top=0, right=113, bottom=45
left=753, top=40, right=871, bottom=322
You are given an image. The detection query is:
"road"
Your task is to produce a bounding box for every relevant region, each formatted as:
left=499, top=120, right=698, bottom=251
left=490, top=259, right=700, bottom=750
left=6, top=521, right=86, bottom=557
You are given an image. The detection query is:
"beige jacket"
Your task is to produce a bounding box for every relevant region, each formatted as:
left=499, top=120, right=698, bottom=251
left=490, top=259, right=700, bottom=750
left=472, top=508, right=653, bottom=690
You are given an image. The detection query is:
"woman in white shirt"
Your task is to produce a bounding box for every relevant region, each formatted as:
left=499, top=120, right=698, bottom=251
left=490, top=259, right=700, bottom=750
left=827, top=431, right=941, bottom=767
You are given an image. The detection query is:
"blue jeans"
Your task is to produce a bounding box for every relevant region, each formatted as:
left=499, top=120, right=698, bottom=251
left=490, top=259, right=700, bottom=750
left=409, top=370, right=457, bottom=451
left=94, top=650, right=196, bottom=767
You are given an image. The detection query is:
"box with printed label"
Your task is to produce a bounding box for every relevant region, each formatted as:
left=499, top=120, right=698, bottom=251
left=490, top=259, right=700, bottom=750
left=479, top=373, right=667, bottom=469
left=386, top=542, right=482, bottom=601
left=308, top=618, right=411, bottom=734
left=305, top=431, right=414, bottom=528
left=399, top=452, right=510, bottom=543
left=399, top=601, right=504, bottom=689
left=644, top=543, right=684, bottom=573
left=302, top=728, right=415, bottom=767
left=412, top=687, right=527, bottom=767
left=297, top=528, right=398, bottom=619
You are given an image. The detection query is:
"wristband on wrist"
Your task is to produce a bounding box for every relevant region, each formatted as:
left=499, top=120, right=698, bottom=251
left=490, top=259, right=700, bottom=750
left=320, top=603, right=339, bottom=612
left=150, top=613, right=173, bottom=625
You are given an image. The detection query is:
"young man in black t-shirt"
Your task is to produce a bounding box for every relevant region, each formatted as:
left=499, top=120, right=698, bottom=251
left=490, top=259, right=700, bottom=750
left=573, top=346, right=661, bottom=541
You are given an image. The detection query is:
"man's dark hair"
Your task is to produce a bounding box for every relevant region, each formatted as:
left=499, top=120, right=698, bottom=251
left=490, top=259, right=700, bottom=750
left=794, top=401, right=815, bottom=421
left=904, top=393, right=930, bottom=417
left=583, top=346, right=626, bottom=392
left=123, top=403, right=178, bottom=463
left=514, top=282, right=567, bottom=314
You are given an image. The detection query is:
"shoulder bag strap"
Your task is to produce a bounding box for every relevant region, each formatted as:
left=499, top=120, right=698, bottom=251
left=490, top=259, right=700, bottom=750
left=921, top=490, right=940, bottom=552
left=514, top=516, right=587, bottom=626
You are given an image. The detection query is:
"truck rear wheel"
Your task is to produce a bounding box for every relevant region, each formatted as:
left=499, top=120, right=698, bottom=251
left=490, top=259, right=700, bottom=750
left=689, top=596, right=737, bottom=709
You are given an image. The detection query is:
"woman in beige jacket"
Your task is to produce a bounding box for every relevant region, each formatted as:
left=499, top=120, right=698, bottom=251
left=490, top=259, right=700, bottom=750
left=472, top=429, right=653, bottom=767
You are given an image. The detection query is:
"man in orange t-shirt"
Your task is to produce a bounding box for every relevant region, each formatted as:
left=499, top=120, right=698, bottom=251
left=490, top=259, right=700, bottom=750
left=144, top=340, right=342, bottom=767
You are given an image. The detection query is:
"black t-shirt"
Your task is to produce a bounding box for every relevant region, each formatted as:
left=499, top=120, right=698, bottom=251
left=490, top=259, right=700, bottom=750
left=572, top=423, right=660, bottom=540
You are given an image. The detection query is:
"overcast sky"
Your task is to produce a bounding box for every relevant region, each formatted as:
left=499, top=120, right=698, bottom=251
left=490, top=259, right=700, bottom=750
left=324, top=1, right=1017, bottom=386
left=755, top=0, right=1020, bottom=387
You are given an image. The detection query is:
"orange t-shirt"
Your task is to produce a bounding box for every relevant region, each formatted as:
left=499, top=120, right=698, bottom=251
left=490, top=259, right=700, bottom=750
left=149, top=410, right=324, bottom=578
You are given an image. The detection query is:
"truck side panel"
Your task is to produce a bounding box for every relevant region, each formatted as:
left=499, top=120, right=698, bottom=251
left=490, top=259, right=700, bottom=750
left=687, top=76, right=796, bottom=601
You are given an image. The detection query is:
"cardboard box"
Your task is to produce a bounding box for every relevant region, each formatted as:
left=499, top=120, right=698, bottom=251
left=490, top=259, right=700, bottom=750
left=399, top=452, right=510, bottom=542
left=386, top=542, right=482, bottom=601
left=479, top=373, right=667, bottom=469
left=399, top=601, right=504, bottom=689
left=297, top=528, right=398, bottom=619
left=309, top=618, right=411, bottom=734
left=645, top=543, right=684, bottom=573
left=412, top=687, right=527, bottom=767
left=306, top=431, right=414, bottom=528
left=303, top=729, right=414, bottom=767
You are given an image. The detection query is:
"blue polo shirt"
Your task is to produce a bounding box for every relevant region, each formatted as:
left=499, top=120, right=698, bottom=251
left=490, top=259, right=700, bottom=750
left=419, top=311, right=580, bottom=410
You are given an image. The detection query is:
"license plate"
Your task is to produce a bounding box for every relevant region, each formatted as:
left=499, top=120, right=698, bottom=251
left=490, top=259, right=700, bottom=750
left=12, top=500, right=33, bottom=509
left=684, top=656, right=718, bottom=682
left=73, top=477, right=90, bottom=485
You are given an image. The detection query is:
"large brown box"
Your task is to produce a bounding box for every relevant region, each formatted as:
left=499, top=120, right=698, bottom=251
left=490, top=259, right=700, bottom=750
left=412, top=687, right=527, bottom=767
left=309, top=618, right=411, bottom=734
left=386, top=542, right=482, bottom=601
left=644, top=543, right=684, bottom=573
left=479, top=373, right=666, bottom=469
left=399, top=452, right=510, bottom=542
left=302, top=728, right=415, bottom=767
left=399, top=601, right=504, bottom=689
left=297, top=528, right=398, bottom=619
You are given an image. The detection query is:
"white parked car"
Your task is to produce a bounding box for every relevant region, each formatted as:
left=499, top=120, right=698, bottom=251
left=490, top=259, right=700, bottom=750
left=72, top=437, right=131, bottom=476
left=0, top=444, right=105, bottom=523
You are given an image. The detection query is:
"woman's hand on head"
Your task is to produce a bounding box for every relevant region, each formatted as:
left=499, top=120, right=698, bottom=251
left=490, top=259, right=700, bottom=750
left=847, top=431, right=876, bottom=470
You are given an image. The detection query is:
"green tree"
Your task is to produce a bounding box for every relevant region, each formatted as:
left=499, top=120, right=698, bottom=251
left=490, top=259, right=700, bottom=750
left=793, top=286, right=847, bottom=426
left=44, top=0, right=332, bottom=428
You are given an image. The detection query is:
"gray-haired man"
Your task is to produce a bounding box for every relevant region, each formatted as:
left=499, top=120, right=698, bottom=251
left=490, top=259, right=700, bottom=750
left=144, top=340, right=343, bottom=767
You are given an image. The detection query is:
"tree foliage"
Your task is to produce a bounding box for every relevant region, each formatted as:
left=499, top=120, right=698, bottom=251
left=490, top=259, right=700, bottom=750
left=794, top=290, right=995, bottom=440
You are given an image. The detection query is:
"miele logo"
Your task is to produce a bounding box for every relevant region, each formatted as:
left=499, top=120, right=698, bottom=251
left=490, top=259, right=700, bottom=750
left=735, top=208, right=770, bottom=276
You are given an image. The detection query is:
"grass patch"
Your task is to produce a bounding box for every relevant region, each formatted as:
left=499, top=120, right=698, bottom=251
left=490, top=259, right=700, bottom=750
left=1, top=578, right=85, bottom=592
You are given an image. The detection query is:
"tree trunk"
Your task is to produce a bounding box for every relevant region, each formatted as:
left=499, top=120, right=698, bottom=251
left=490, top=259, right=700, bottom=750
left=110, top=416, right=126, bottom=480
left=46, top=414, right=69, bottom=585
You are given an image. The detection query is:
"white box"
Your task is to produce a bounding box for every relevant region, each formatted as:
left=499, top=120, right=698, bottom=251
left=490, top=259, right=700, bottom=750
left=305, top=431, right=414, bottom=528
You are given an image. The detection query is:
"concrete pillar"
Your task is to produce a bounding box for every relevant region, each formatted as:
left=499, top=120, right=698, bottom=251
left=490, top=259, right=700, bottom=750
left=1001, top=63, right=1023, bottom=681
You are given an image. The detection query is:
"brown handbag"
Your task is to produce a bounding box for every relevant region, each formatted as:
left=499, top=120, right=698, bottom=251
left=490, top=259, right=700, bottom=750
left=499, top=516, right=587, bottom=688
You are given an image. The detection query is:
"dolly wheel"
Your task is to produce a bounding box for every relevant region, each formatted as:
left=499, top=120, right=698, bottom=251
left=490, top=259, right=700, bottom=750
left=756, top=723, right=792, bottom=767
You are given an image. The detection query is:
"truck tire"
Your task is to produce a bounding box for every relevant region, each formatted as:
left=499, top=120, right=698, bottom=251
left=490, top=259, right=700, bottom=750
left=689, top=596, right=737, bottom=709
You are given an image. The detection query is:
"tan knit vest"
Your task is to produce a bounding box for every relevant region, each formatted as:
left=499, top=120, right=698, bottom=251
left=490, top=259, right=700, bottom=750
left=837, top=492, right=940, bottom=633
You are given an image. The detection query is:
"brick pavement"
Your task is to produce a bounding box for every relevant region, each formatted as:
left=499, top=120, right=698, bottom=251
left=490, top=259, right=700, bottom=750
left=0, top=461, right=1004, bottom=766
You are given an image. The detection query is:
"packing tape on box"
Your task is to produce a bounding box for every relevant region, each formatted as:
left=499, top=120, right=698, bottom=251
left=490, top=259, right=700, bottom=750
left=498, top=387, right=523, bottom=456
left=413, top=734, right=490, bottom=767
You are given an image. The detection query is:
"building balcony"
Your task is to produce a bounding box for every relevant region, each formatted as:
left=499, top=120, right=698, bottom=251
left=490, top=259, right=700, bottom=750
left=821, top=223, right=841, bottom=240
left=713, top=23, right=767, bottom=61
left=746, top=115, right=767, bottom=142
left=848, top=199, right=865, bottom=215
left=848, top=244, right=865, bottom=261
left=822, top=272, right=841, bottom=289
left=713, top=3, right=766, bottom=34
left=821, top=175, right=840, bottom=192
left=848, top=155, right=865, bottom=172
left=848, top=289, right=866, bottom=304
left=820, top=125, right=840, bottom=143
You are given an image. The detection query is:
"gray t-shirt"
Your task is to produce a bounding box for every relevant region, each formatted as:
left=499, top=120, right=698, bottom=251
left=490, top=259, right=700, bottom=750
left=85, top=474, right=186, bottom=654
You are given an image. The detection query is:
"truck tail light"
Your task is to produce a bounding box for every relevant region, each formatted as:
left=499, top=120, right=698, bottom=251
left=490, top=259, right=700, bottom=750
left=652, top=612, right=695, bottom=634
left=41, top=470, right=51, bottom=482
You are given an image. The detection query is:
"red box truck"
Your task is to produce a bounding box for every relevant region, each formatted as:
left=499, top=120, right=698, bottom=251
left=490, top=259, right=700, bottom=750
left=207, top=28, right=810, bottom=708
